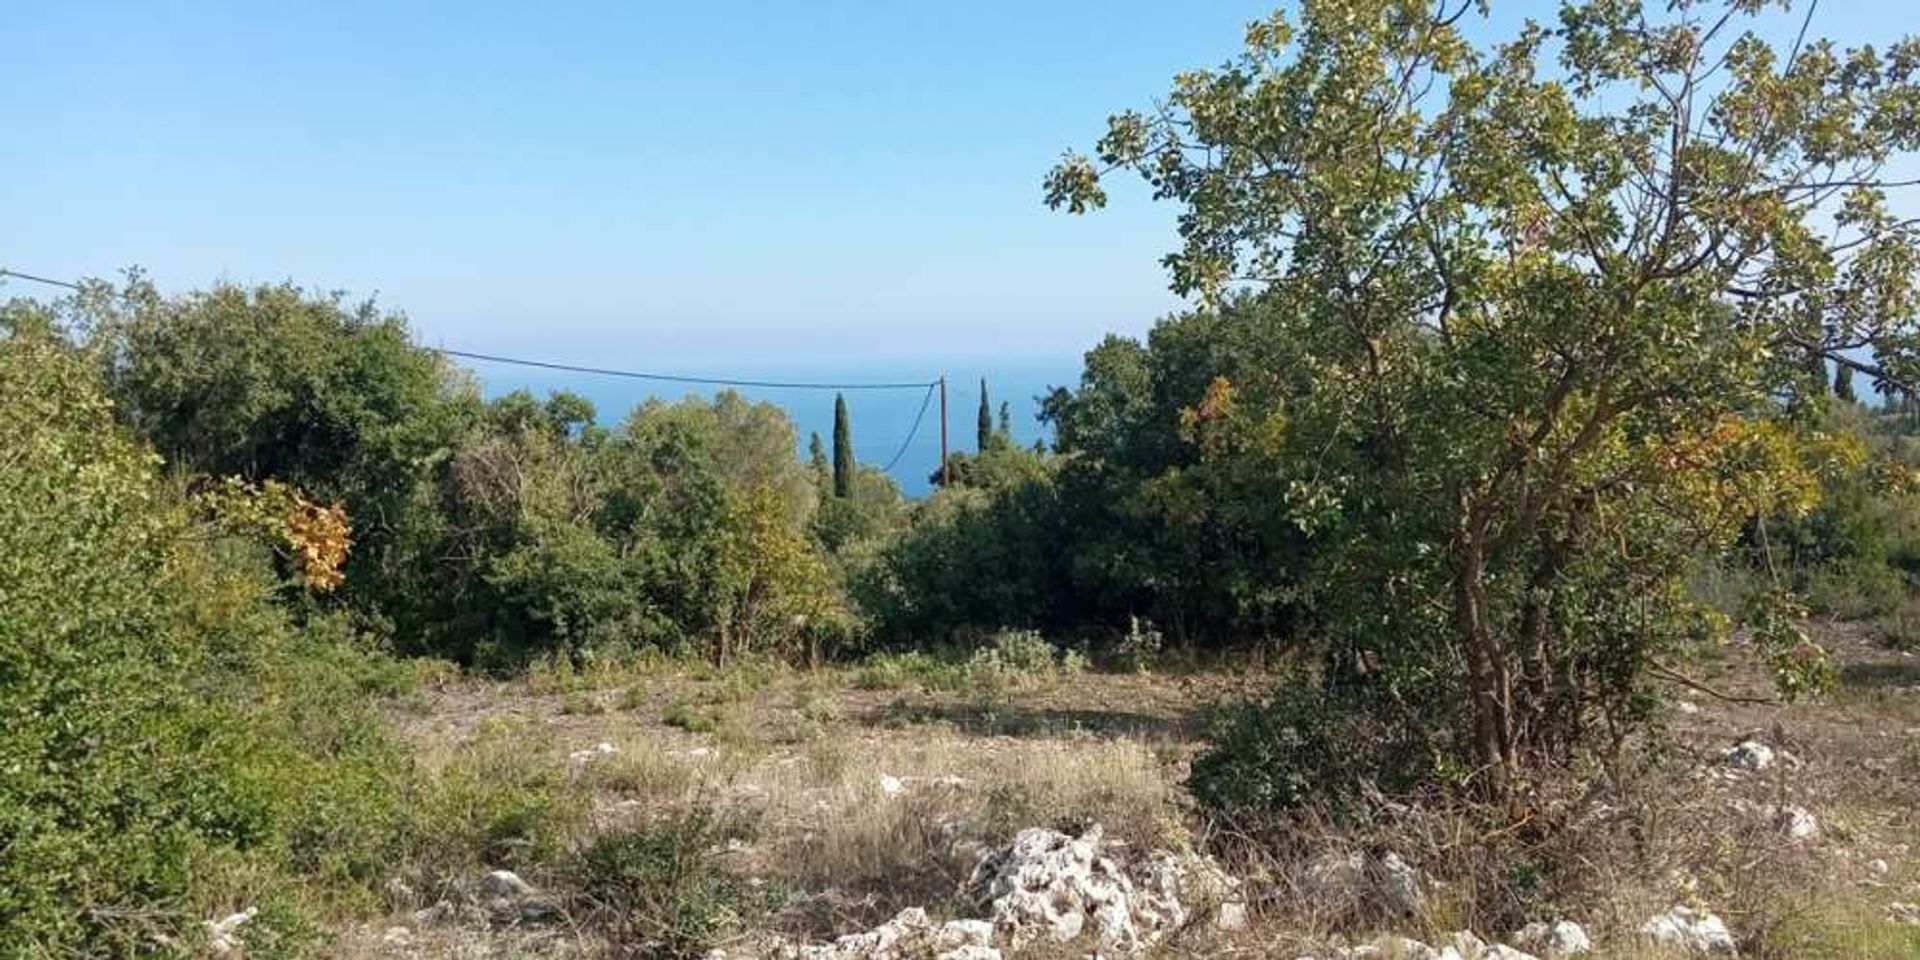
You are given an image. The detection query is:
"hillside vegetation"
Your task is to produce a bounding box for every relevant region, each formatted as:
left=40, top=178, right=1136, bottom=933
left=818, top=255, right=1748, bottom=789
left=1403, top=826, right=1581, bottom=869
left=5, top=1, right=1920, bottom=957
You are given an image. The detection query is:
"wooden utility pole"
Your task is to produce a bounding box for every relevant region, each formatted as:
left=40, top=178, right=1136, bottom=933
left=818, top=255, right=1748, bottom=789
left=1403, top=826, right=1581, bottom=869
left=938, top=375, right=950, bottom=488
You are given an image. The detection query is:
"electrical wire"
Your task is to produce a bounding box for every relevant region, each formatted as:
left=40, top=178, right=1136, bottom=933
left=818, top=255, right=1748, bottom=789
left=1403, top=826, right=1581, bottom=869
left=2, top=265, right=945, bottom=472
left=879, top=381, right=939, bottom=474
left=435, top=348, right=934, bottom=391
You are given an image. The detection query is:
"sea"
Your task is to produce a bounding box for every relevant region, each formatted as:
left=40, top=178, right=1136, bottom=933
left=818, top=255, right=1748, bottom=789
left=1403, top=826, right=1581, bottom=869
left=462, top=357, right=1080, bottom=497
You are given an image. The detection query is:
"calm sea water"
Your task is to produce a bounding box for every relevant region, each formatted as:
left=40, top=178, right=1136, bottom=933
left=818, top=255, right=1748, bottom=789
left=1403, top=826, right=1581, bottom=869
left=462, top=357, right=1080, bottom=497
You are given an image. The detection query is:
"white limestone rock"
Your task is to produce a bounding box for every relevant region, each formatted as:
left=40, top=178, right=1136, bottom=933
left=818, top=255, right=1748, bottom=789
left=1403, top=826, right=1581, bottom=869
left=779, top=908, right=1001, bottom=960
left=1302, top=849, right=1425, bottom=916
left=567, top=741, right=618, bottom=767
left=478, top=868, right=553, bottom=920
left=964, top=824, right=1246, bottom=955
left=1640, top=905, right=1737, bottom=955
left=203, top=907, right=257, bottom=956
left=1722, top=740, right=1775, bottom=771
left=1510, top=919, right=1591, bottom=957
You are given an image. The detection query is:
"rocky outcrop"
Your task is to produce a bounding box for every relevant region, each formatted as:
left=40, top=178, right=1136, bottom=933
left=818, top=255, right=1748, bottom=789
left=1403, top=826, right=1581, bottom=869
left=1332, top=930, right=1541, bottom=960
left=1728, top=799, right=1818, bottom=842
left=204, top=908, right=257, bottom=956
left=778, top=908, right=999, bottom=960
left=1509, top=920, right=1591, bottom=957
left=1640, top=904, right=1737, bottom=955
left=760, top=824, right=1243, bottom=960
left=989, top=825, right=1244, bottom=952
left=1721, top=740, right=1775, bottom=771
left=1300, top=849, right=1425, bottom=917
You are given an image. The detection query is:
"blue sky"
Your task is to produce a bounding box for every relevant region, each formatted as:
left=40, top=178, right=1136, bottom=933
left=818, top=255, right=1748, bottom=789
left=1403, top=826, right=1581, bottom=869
left=5, top=2, right=1902, bottom=369
left=3, top=1, right=1296, bottom=368
left=6, top=3, right=1910, bottom=490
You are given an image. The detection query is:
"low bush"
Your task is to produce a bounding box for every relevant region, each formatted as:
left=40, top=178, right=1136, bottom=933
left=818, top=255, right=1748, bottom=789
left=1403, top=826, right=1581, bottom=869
left=0, top=314, right=417, bottom=955
left=565, top=811, right=779, bottom=959
left=1880, top=597, right=1920, bottom=652
left=1188, top=677, right=1426, bottom=822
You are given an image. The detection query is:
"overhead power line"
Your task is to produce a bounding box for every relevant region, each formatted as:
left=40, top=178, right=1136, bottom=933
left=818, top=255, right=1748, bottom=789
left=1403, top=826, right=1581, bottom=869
left=2, top=268, right=935, bottom=391
left=1, top=265, right=950, bottom=472
left=881, top=382, right=939, bottom=474
left=436, top=348, right=935, bottom=391
left=0, top=269, right=82, bottom=291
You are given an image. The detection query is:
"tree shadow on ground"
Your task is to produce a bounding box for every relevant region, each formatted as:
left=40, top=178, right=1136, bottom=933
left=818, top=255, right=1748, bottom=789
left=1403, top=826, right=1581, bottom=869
left=1839, top=660, right=1920, bottom=690
left=857, top=700, right=1210, bottom=742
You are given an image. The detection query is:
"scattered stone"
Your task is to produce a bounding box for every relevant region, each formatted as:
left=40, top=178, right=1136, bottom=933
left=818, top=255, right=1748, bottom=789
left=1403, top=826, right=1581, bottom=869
left=1675, top=700, right=1701, bottom=715
left=479, top=868, right=554, bottom=920
left=1132, top=849, right=1248, bottom=933
left=878, top=773, right=972, bottom=797
left=1640, top=905, right=1736, bottom=955
left=567, top=741, right=618, bottom=766
left=1889, top=902, right=1920, bottom=925
left=1722, top=740, right=1775, bottom=771
left=203, top=907, right=257, bottom=956
left=1510, top=920, right=1591, bottom=957
left=968, top=825, right=1141, bottom=953
left=1482, top=946, right=1542, bottom=960
left=1728, top=799, right=1819, bottom=842
left=1442, top=931, right=1489, bottom=957
left=1302, top=849, right=1425, bottom=917
left=1336, top=932, right=1539, bottom=960
left=381, top=926, right=413, bottom=946
left=779, top=907, right=1001, bottom=960
left=965, top=824, right=1244, bottom=955
left=1868, top=858, right=1892, bottom=879
left=1779, top=804, right=1819, bottom=841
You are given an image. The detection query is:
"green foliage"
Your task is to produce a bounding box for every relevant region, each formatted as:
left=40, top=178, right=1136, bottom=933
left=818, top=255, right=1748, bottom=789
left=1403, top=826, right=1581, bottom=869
left=566, top=811, right=777, bottom=960
left=0, top=308, right=415, bottom=955
left=86, top=276, right=477, bottom=634
left=1116, top=617, right=1165, bottom=673
left=1880, top=597, right=1920, bottom=651
left=1050, top=0, right=1920, bottom=797
left=1189, top=679, right=1423, bottom=820
left=409, top=719, right=580, bottom=874
left=859, top=462, right=1067, bottom=643
left=663, top=700, right=721, bottom=733
left=813, top=465, right=906, bottom=555
left=977, top=378, right=993, bottom=452
left=852, top=650, right=969, bottom=691
left=832, top=393, right=854, bottom=500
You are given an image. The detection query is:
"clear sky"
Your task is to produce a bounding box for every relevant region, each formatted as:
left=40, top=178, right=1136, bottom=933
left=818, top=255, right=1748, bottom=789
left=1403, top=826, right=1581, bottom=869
left=2, top=1, right=1303, bottom=369
left=6, top=2, right=1909, bottom=493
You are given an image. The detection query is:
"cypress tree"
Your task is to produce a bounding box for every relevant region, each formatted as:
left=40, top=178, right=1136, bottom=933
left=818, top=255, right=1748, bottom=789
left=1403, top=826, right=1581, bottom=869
left=808, top=431, right=831, bottom=492
left=998, top=401, right=1011, bottom=437
left=832, top=394, right=854, bottom=499
left=1833, top=362, right=1858, bottom=404
left=977, top=379, right=993, bottom=452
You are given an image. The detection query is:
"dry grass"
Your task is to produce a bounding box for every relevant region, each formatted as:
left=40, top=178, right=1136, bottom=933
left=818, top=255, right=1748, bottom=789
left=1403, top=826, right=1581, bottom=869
left=349, top=633, right=1920, bottom=959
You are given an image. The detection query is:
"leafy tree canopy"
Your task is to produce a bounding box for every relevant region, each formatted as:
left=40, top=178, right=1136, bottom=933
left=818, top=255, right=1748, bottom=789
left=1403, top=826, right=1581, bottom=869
left=1049, top=0, right=1920, bottom=797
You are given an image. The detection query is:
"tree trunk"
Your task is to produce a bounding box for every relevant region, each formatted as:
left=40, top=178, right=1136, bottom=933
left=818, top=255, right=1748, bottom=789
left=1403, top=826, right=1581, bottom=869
left=1454, top=495, right=1515, bottom=799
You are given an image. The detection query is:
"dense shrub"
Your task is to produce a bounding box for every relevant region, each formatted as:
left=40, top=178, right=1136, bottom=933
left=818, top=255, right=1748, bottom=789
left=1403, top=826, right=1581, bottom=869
left=1188, top=679, right=1426, bottom=821
left=0, top=309, right=414, bottom=955
left=856, top=465, right=1068, bottom=644
left=565, top=811, right=778, bottom=959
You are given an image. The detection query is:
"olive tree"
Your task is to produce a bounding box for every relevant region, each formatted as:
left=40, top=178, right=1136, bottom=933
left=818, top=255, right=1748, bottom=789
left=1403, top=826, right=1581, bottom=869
left=1050, top=0, right=1920, bottom=796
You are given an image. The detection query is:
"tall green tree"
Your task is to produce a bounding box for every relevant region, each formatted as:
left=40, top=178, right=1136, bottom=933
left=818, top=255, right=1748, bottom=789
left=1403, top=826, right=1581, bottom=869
left=808, top=430, right=832, bottom=494
left=977, top=378, right=993, bottom=451
left=832, top=393, right=854, bottom=499
left=1050, top=0, right=1920, bottom=799
left=1835, top=362, right=1859, bottom=404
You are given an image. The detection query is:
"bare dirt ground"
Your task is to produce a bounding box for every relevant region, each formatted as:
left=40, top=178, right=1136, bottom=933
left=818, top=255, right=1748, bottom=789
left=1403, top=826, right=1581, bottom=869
left=336, top=627, right=1920, bottom=959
